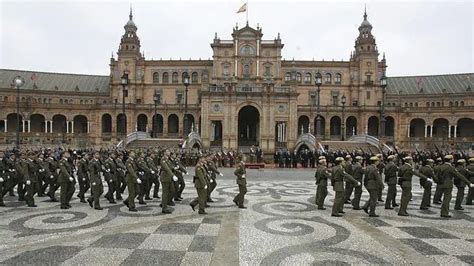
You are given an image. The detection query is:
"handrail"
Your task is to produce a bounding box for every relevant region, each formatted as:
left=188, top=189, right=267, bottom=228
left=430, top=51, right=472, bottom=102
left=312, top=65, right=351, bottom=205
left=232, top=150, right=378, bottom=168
left=294, top=132, right=317, bottom=151
left=346, top=134, right=393, bottom=152
left=182, top=131, right=202, bottom=149
left=116, top=131, right=150, bottom=148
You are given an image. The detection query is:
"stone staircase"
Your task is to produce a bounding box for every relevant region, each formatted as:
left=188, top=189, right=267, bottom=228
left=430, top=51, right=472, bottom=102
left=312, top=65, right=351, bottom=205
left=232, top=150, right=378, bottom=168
left=126, top=138, right=183, bottom=149
left=320, top=140, right=380, bottom=152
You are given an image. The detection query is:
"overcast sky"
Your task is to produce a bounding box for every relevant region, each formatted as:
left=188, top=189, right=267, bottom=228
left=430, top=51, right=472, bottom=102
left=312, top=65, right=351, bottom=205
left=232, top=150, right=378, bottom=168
left=1, top=0, right=473, bottom=77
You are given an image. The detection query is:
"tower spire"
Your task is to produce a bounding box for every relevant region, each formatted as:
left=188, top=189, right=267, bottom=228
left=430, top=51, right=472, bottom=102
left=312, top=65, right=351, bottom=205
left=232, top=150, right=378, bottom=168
left=129, top=4, right=133, bottom=20
left=364, top=4, right=367, bottom=20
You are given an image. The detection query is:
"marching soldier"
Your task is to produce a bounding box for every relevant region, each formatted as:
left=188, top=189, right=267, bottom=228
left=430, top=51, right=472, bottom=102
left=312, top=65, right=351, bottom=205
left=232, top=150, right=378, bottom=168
left=331, top=157, right=361, bottom=217
left=16, top=152, right=26, bottom=202
left=351, top=156, right=365, bottom=210
left=136, top=153, right=151, bottom=205
left=466, top=158, right=474, bottom=205
left=384, top=155, right=399, bottom=209
left=454, top=159, right=473, bottom=210
left=160, top=149, right=177, bottom=214
left=87, top=151, right=103, bottom=210
left=233, top=161, right=247, bottom=209
left=172, top=155, right=187, bottom=201
left=344, top=155, right=354, bottom=204
left=418, top=159, right=435, bottom=209
left=207, top=156, right=223, bottom=202
left=145, top=152, right=159, bottom=200
left=115, top=153, right=126, bottom=200
left=0, top=151, right=7, bottom=206
left=362, top=156, right=384, bottom=217
left=58, top=151, right=75, bottom=209
left=432, top=157, right=444, bottom=204
left=315, top=157, right=330, bottom=210
left=376, top=154, right=385, bottom=202
left=190, top=159, right=208, bottom=214
left=76, top=152, right=90, bottom=203
left=397, top=156, right=429, bottom=216
left=35, top=153, right=47, bottom=197
left=44, top=151, right=59, bottom=202
left=437, top=155, right=474, bottom=218
left=24, top=152, right=39, bottom=207
left=103, top=152, right=118, bottom=204
left=123, top=151, right=140, bottom=212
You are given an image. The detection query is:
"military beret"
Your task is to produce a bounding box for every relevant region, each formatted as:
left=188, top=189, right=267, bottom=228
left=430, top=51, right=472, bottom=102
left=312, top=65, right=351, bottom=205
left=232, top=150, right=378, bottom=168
left=335, top=157, right=344, bottom=162
left=404, top=156, right=413, bottom=161
left=426, top=159, right=434, bottom=163
left=444, top=155, right=454, bottom=160
left=369, top=156, right=379, bottom=161
left=469, top=158, right=474, bottom=163
left=387, top=155, right=396, bottom=160
left=355, top=156, right=363, bottom=160
left=457, top=159, right=466, bottom=163
left=345, top=155, right=352, bottom=159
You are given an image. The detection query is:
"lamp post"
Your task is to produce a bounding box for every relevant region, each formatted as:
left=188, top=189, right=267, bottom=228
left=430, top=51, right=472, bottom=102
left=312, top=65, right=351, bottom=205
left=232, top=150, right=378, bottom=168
left=13, top=76, right=24, bottom=150
left=153, top=91, right=159, bottom=138
left=183, top=73, right=190, bottom=135
left=341, top=94, right=346, bottom=141
left=315, top=72, right=322, bottom=138
left=120, top=72, right=129, bottom=140
left=380, top=73, right=387, bottom=138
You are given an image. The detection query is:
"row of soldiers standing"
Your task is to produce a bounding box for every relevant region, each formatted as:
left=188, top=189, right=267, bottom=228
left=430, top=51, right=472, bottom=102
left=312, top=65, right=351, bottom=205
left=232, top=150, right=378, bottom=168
left=315, top=154, right=474, bottom=218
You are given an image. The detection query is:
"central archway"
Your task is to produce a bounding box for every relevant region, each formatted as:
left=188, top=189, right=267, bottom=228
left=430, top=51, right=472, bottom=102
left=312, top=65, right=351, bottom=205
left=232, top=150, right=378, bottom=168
left=238, top=105, right=260, bottom=147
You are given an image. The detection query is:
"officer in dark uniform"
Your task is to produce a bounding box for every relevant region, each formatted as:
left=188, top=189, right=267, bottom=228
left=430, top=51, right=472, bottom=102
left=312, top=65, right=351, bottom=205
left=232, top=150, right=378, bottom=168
left=362, top=156, right=384, bottom=217
left=87, top=151, right=104, bottom=210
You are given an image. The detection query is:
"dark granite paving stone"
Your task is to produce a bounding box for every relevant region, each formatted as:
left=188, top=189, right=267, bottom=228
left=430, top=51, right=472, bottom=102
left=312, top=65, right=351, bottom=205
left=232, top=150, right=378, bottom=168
left=456, top=255, right=474, bottom=264
left=155, top=223, right=200, bottom=235
left=398, top=226, right=458, bottom=239
left=362, top=217, right=391, bottom=227
left=466, top=239, right=474, bottom=243
left=202, top=217, right=221, bottom=224
left=1, top=245, right=83, bottom=265
left=399, top=239, right=447, bottom=255
left=121, top=250, right=185, bottom=266
left=91, top=233, right=149, bottom=249
left=188, top=235, right=217, bottom=252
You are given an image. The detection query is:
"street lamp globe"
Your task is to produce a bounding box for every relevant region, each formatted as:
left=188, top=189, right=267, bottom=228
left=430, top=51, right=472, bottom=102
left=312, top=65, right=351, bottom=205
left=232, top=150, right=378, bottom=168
left=315, top=72, right=322, bottom=87
left=183, top=73, right=190, bottom=86
left=121, top=73, right=129, bottom=86
left=13, top=76, right=25, bottom=87
left=341, top=94, right=347, bottom=105
left=380, top=73, right=387, bottom=89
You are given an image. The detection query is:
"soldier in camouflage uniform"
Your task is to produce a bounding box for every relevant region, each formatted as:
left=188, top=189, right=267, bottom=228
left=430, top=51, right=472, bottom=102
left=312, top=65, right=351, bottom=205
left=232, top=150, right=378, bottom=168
left=454, top=159, right=474, bottom=210
left=418, top=159, right=435, bottom=210
left=24, top=152, right=39, bottom=207
left=315, top=157, right=331, bottom=210
left=123, top=151, right=140, bottom=212
left=466, top=158, right=474, bottom=205
left=384, top=155, right=399, bottom=209
left=351, top=156, right=365, bottom=210
left=103, top=152, right=118, bottom=204
left=58, top=151, right=75, bottom=209
left=432, top=157, right=444, bottom=205
left=331, top=157, right=361, bottom=217
left=343, top=155, right=354, bottom=204
left=76, top=152, right=90, bottom=203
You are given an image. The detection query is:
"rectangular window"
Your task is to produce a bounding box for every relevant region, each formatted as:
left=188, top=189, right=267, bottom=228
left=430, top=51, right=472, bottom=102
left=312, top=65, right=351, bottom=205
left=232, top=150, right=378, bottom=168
left=331, top=91, right=339, bottom=105
left=265, top=66, right=271, bottom=76
left=309, top=93, right=316, bottom=106
left=136, top=99, right=142, bottom=104
left=176, top=93, right=183, bottom=104
left=223, top=65, right=229, bottom=76
left=366, top=91, right=371, bottom=100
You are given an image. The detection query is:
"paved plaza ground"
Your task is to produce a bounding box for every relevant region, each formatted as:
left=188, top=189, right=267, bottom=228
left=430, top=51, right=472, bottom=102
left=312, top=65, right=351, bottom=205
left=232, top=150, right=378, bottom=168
left=1, top=168, right=474, bottom=265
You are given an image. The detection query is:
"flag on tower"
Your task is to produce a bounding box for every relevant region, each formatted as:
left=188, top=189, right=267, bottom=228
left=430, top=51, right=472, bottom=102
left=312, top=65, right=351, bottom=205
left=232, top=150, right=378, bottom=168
left=237, top=3, right=247, bottom=13
left=30, top=73, right=37, bottom=81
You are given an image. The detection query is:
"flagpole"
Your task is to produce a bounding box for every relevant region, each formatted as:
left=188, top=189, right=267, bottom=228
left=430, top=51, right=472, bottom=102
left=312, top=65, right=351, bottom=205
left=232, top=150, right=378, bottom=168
left=246, top=0, right=249, bottom=24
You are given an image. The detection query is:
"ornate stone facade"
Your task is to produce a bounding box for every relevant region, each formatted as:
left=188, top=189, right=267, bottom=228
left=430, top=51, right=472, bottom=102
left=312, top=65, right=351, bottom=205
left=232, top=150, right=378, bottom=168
left=0, top=9, right=472, bottom=152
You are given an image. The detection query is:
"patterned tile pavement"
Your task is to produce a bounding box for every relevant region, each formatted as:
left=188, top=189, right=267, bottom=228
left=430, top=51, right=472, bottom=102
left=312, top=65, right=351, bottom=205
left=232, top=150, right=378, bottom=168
left=1, top=168, right=473, bottom=265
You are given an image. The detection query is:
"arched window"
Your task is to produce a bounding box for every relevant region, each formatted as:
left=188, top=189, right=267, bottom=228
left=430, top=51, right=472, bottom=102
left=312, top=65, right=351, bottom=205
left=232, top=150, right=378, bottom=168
left=455, top=101, right=459, bottom=107
left=240, top=45, right=255, bottom=56
left=304, top=73, right=312, bottom=83
left=162, top=72, right=169, bottom=83
left=296, top=72, right=302, bottom=83
left=335, top=73, right=342, bottom=84
left=182, top=72, right=188, bottom=82
left=153, top=72, right=159, bottom=83
left=325, top=73, right=332, bottom=84
left=191, top=72, right=198, bottom=83
left=172, top=72, right=179, bottom=83
left=285, top=72, right=291, bottom=82
left=460, top=101, right=464, bottom=107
